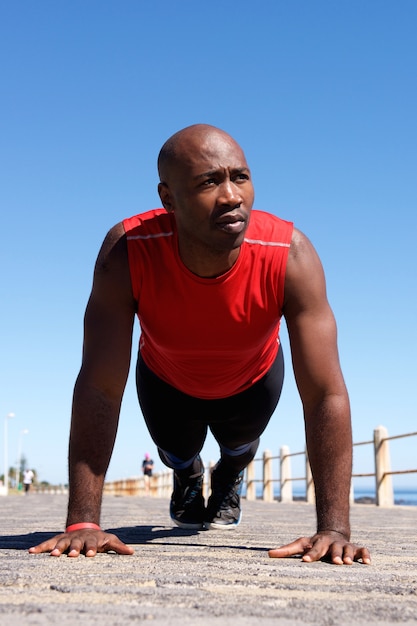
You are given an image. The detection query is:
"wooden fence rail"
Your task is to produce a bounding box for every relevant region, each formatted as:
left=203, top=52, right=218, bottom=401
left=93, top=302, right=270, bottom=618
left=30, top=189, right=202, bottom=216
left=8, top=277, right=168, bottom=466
left=103, top=425, right=417, bottom=507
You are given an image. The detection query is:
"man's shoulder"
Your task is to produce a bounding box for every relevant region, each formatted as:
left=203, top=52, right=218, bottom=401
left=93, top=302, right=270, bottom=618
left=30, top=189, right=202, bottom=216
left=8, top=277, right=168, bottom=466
left=123, top=209, right=174, bottom=237
left=247, top=210, right=293, bottom=244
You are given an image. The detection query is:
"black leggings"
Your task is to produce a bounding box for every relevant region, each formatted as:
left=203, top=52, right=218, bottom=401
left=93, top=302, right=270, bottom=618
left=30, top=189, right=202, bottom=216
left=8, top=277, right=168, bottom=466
left=136, top=345, right=284, bottom=472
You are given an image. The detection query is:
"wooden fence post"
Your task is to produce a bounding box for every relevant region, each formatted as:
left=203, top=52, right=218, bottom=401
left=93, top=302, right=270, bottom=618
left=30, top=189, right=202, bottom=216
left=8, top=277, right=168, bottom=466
left=154, top=473, right=161, bottom=497
left=280, top=445, right=292, bottom=502
left=204, top=461, right=216, bottom=499
left=246, top=459, right=256, bottom=500
left=374, top=425, right=394, bottom=507
left=305, top=450, right=315, bottom=504
left=263, top=449, right=274, bottom=502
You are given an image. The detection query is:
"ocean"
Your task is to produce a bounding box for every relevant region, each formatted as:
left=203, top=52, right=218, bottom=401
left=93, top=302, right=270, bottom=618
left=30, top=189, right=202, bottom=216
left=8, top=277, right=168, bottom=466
left=264, top=487, right=417, bottom=506
left=352, top=487, right=417, bottom=506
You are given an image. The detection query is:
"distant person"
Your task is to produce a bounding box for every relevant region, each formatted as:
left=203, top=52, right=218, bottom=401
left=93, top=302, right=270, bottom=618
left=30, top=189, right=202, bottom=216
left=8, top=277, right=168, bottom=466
left=142, top=453, right=154, bottom=477
left=142, top=453, right=154, bottom=495
left=23, top=469, right=34, bottom=494
left=30, top=124, right=370, bottom=565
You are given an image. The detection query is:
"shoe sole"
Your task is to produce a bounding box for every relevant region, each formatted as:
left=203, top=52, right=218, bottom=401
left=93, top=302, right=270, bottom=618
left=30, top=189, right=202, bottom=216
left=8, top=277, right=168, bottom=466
left=204, top=513, right=242, bottom=530
left=171, top=517, right=204, bottom=530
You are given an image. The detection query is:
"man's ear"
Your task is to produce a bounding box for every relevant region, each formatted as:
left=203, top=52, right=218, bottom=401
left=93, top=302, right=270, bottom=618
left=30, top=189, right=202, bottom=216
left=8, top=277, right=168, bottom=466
left=158, top=182, right=175, bottom=213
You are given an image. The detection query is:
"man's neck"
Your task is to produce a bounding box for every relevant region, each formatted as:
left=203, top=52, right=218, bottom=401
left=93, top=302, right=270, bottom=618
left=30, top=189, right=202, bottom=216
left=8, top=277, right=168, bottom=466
left=178, top=242, right=241, bottom=278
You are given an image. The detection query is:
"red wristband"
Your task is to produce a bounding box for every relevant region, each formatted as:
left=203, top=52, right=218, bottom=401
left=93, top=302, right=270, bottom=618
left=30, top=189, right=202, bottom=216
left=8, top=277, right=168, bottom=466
left=65, top=522, right=101, bottom=532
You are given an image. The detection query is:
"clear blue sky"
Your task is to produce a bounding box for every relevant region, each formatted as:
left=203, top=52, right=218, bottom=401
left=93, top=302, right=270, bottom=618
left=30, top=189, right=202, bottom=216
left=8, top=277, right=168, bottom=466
left=1, top=0, right=416, bottom=489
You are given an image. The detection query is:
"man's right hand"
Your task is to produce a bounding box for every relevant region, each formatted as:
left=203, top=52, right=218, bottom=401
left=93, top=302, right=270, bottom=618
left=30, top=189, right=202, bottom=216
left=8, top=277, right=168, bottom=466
left=29, top=530, right=135, bottom=557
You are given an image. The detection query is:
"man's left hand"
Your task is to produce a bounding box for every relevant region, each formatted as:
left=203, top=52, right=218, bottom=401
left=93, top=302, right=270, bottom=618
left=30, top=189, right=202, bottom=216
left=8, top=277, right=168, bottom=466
left=268, top=531, right=371, bottom=565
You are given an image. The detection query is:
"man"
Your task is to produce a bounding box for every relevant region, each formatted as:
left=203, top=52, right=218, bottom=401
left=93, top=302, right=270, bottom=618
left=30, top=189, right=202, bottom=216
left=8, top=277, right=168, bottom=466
left=30, top=124, right=370, bottom=565
left=142, top=453, right=154, bottom=496
left=23, top=468, right=35, bottom=494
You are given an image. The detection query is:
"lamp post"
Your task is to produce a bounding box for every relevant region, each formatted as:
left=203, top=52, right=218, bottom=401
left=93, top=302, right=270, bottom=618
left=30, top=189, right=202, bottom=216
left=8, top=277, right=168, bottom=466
left=16, top=429, right=29, bottom=490
left=3, top=413, right=15, bottom=495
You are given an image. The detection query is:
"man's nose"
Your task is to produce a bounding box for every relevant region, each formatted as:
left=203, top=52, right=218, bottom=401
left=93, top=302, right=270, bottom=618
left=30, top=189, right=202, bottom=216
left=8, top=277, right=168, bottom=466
left=217, top=180, right=242, bottom=206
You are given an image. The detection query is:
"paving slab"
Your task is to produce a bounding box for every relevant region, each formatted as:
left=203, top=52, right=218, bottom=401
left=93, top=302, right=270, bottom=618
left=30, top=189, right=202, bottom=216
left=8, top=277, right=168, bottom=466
left=0, top=494, right=416, bottom=625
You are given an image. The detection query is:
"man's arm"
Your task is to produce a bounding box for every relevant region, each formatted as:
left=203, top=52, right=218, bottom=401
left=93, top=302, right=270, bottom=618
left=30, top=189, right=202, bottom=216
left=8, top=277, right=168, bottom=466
left=269, top=228, right=370, bottom=565
left=30, top=222, right=136, bottom=557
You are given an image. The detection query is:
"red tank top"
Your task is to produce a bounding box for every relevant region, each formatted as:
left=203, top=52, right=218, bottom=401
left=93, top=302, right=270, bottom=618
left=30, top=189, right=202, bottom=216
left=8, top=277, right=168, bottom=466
left=123, top=209, right=293, bottom=399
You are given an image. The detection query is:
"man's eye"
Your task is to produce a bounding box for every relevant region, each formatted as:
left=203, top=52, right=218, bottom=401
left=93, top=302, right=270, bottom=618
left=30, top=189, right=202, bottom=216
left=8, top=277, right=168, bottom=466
left=203, top=178, right=216, bottom=186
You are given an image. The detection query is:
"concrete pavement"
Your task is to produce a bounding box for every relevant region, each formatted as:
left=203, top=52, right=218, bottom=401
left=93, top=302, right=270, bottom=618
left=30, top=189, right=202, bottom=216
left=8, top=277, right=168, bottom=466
left=0, top=493, right=416, bottom=626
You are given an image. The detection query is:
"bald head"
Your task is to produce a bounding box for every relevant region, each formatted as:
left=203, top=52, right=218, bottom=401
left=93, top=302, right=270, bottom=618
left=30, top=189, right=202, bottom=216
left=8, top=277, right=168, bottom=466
left=157, top=124, right=245, bottom=184
left=156, top=123, right=254, bottom=276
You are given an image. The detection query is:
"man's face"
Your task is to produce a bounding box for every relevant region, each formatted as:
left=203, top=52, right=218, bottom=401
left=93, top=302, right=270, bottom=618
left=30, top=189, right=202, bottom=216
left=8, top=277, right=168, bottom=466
left=159, top=131, right=255, bottom=256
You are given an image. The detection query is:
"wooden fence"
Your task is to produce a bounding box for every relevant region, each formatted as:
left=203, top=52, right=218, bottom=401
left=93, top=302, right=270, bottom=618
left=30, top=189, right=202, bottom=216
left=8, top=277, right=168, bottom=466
left=103, top=425, right=417, bottom=507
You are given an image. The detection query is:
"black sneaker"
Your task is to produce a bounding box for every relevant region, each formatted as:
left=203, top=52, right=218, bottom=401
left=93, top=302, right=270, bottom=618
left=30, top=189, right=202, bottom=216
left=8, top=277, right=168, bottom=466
left=170, top=456, right=205, bottom=529
left=204, top=463, right=244, bottom=530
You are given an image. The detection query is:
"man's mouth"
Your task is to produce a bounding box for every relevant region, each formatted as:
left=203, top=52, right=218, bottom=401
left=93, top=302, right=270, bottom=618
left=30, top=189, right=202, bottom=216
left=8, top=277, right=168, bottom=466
left=215, top=212, right=247, bottom=234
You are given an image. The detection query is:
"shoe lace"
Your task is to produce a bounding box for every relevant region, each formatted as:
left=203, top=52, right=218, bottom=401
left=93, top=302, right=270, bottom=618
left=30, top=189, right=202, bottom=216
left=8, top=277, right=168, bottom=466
left=212, top=471, right=243, bottom=510
left=176, top=472, right=203, bottom=506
